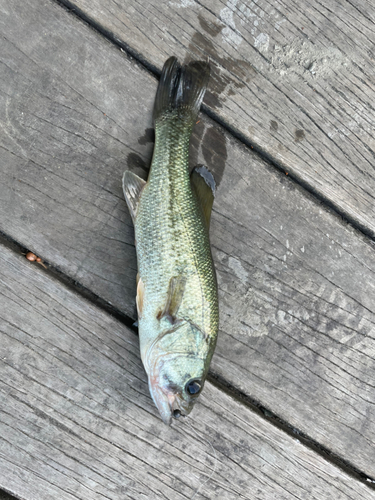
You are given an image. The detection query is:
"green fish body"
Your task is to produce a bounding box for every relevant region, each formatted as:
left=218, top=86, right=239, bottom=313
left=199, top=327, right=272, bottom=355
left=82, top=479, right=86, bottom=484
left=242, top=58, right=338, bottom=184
left=123, top=57, right=219, bottom=424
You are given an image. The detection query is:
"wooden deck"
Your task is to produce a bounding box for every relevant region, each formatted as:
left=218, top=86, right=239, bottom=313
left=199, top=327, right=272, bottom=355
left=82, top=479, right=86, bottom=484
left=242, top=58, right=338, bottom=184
left=1, top=0, right=374, bottom=498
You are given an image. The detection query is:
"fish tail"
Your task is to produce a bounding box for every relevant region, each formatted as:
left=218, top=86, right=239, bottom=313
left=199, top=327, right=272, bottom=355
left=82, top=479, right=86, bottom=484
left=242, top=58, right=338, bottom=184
left=153, top=57, right=210, bottom=125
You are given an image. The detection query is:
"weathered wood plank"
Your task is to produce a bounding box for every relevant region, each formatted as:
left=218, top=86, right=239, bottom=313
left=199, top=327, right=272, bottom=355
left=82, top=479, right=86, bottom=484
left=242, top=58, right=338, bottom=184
left=1, top=243, right=374, bottom=500
left=63, top=0, right=375, bottom=237
left=1, top=0, right=375, bottom=479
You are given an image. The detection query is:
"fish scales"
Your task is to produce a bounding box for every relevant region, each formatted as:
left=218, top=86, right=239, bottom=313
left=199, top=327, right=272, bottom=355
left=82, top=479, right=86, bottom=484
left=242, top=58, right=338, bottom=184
left=138, top=117, right=217, bottom=351
left=123, top=57, right=219, bottom=424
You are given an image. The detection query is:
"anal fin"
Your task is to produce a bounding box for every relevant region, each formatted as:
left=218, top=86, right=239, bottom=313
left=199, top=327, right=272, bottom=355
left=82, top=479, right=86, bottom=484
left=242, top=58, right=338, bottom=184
left=122, top=171, right=146, bottom=223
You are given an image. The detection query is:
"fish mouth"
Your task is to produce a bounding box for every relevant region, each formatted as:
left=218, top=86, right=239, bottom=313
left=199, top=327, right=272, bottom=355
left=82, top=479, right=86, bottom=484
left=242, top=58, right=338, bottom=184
left=145, top=351, right=205, bottom=425
left=148, top=379, right=175, bottom=425
left=148, top=375, right=193, bottom=425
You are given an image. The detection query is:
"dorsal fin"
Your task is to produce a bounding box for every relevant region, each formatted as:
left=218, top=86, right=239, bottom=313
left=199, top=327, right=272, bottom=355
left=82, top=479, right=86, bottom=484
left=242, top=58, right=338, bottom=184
left=190, top=165, right=216, bottom=229
left=157, top=275, right=186, bottom=325
left=122, top=171, right=146, bottom=223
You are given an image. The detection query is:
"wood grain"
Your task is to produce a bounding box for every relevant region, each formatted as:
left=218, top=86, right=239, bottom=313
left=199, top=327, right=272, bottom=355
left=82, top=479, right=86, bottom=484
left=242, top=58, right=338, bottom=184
left=63, top=0, right=375, bottom=237
left=0, top=243, right=374, bottom=500
left=1, top=0, right=375, bottom=481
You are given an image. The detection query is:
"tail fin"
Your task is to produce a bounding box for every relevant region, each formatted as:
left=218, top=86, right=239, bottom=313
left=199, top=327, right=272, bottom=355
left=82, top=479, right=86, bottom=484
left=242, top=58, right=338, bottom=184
left=153, top=57, right=210, bottom=124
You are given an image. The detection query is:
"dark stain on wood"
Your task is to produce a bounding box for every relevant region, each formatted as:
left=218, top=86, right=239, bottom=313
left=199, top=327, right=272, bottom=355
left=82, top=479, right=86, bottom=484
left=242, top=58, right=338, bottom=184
left=187, top=32, right=257, bottom=110
left=204, top=90, right=223, bottom=110
left=295, top=129, right=305, bottom=142
left=201, top=126, right=227, bottom=187
left=190, top=120, right=206, bottom=168
left=190, top=122, right=227, bottom=186
left=270, top=120, right=278, bottom=132
left=138, top=128, right=155, bottom=145
left=127, top=152, right=148, bottom=173
left=198, top=12, right=223, bottom=37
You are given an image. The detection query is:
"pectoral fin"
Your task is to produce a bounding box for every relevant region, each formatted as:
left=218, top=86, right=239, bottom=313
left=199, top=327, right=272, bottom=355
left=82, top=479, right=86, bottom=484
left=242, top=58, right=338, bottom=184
left=190, top=166, right=216, bottom=229
left=122, top=171, right=146, bottom=223
left=136, top=276, right=145, bottom=319
left=157, top=275, right=186, bottom=325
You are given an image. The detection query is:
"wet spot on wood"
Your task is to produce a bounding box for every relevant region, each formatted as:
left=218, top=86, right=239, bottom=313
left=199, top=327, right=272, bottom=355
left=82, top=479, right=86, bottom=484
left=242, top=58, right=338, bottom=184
left=127, top=152, right=148, bottom=173
left=201, top=126, right=227, bottom=187
left=138, top=128, right=154, bottom=145
left=295, top=129, right=305, bottom=142
left=198, top=12, right=223, bottom=37
left=187, top=32, right=256, bottom=110
left=270, top=120, right=278, bottom=132
left=190, top=120, right=206, bottom=168
left=204, top=91, right=222, bottom=109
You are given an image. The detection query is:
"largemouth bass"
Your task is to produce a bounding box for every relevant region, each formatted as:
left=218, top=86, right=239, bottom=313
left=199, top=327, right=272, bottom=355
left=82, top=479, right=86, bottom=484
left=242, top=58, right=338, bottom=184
left=123, top=57, right=219, bottom=425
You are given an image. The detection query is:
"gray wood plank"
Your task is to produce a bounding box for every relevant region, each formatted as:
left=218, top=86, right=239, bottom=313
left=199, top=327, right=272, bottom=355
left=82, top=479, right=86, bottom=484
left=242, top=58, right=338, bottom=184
left=1, top=243, right=374, bottom=500
left=63, top=0, right=375, bottom=237
left=1, top=0, right=375, bottom=480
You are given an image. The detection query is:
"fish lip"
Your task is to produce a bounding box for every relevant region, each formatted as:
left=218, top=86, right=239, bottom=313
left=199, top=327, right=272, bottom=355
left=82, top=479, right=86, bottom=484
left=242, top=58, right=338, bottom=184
left=148, top=375, right=192, bottom=425
left=160, top=409, right=172, bottom=426
left=148, top=378, right=173, bottom=425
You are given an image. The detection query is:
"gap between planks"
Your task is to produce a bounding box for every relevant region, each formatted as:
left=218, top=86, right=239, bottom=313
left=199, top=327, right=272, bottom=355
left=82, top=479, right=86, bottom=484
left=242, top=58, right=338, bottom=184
left=0, top=489, right=15, bottom=500
left=53, top=0, right=375, bottom=243
left=1, top=229, right=374, bottom=493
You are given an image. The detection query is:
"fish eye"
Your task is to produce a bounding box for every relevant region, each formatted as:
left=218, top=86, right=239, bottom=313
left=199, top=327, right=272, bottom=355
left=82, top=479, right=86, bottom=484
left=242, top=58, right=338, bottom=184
left=173, top=409, right=182, bottom=419
left=186, top=379, right=202, bottom=395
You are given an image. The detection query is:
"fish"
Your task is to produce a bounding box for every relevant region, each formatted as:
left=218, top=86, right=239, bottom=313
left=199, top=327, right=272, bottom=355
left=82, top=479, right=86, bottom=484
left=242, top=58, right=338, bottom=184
left=122, top=56, right=219, bottom=425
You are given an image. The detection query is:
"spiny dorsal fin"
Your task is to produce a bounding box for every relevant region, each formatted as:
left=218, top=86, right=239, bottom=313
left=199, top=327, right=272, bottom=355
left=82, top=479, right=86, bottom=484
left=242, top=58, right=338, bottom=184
left=122, top=171, right=146, bottom=223
left=191, top=165, right=216, bottom=229
left=157, top=275, right=186, bottom=325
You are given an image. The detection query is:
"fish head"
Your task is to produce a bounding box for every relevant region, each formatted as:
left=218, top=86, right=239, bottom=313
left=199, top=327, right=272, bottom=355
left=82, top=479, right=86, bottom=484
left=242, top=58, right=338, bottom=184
left=147, top=352, right=208, bottom=425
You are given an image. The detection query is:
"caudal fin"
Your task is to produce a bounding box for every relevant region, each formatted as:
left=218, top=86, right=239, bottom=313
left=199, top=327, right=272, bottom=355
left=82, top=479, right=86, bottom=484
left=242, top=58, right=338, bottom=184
left=153, top=57, right=210, bottom=124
